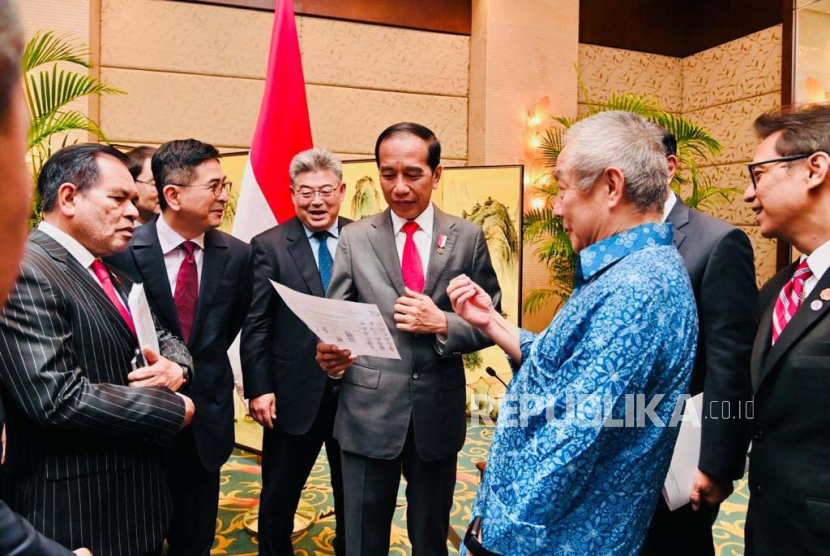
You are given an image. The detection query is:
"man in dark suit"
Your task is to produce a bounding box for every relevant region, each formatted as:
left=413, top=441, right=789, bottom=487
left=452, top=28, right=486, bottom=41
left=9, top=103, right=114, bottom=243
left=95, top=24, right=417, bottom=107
left=741, top=104, right=830, bottom=555
left=317, top=123, right=502, bottom=555
left=242, top=148, right=350, bottom=555
left=0, top=3, right=92, bottom=554
left=108, top=139, right=252, bottom=556
left=0, top=142, right=195, bottom=556
left=641, top=131, right=758, bottom=555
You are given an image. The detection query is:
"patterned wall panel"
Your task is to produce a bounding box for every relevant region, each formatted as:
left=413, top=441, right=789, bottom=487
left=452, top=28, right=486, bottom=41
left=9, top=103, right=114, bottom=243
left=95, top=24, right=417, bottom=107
left=101, top=0, right=469, bottom=97
left=697, top=163, right=756, bottom=226
left=99, top=68, right=468, bottom=159
left=578, top=44, right=682, bottom=112
left=685, top=92, right=781, bottom=167
left=682, top=26, right=782, bottom=113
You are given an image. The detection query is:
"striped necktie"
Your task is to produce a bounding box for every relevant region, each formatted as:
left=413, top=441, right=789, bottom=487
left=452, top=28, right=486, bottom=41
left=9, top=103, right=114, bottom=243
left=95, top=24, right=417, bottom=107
left=771, top=260, right=813, bottom=345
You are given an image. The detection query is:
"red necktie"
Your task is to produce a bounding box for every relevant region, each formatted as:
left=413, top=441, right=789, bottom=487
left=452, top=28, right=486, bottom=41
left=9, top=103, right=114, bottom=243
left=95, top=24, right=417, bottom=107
left=174, top=241, right=199, bottom=343
left=401, top=221, right=425, bottom=293
left=91, top=260, right=136, bottom=336
left=771, top=260, right=813, bottom=345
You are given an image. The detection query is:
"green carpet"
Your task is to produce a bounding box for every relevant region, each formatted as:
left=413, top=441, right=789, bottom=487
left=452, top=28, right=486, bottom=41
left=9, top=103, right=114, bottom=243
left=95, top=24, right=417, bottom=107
left=213, top=422, right=748, bottom=555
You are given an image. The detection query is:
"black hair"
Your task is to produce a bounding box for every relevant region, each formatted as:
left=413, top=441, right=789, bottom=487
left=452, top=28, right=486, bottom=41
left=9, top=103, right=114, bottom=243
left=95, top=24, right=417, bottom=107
left=374, top=122, right=441, bottom=172
left=151, top=139, right=220, bottom=210
left=38, top=143, right=130, bottom=213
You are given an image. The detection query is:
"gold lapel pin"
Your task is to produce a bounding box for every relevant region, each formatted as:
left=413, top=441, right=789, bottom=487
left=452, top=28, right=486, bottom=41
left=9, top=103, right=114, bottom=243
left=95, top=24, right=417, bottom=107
left=821, top=288, right=830, bottom=301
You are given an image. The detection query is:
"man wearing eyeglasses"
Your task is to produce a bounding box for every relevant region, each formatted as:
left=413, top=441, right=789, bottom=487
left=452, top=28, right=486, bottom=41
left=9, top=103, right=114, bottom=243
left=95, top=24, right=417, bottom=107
left=742, top=104, right=830, bottom=556
left=241, top=148, right=350, bottom=556
left=108, top=138, right=253, bottom=556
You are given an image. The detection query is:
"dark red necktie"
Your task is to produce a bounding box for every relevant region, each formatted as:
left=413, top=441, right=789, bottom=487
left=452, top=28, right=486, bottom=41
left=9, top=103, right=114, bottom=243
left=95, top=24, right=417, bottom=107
left=401, top=221, right=425, bottom=293
left=91, top=260, right=136, bottom=336
left=174, top=241, right=199, bottom=343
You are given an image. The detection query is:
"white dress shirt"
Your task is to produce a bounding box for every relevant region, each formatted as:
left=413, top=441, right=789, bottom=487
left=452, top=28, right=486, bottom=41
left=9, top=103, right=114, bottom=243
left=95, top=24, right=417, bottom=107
left=801, top=238, right=830, bottom=299
left=156, top=213, right=205, bottom=296
left=303, top=220, right=340, bottom=268
left=38, top=221, right=97, bottom=280
left=661, top=192, right=678, bottom=223
left=390, top=202, right=434, bottom=271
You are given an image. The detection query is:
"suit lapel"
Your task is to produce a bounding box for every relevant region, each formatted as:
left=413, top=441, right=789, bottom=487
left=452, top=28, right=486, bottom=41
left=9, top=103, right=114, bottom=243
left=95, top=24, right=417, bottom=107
left=666, top=198, right=689, bottom=251
left=189, top=229, right=228, bottom=346
left=286, top=218, right=325, bottom=297
left=757, top=266, right=830, bottom=388
left=422, top=206, right=457, bottom=297
left=29, top=229, right=135, bottom=341
left=132, top=220, right=182, bottom=338
left=369, top=209, right=407, bottom=297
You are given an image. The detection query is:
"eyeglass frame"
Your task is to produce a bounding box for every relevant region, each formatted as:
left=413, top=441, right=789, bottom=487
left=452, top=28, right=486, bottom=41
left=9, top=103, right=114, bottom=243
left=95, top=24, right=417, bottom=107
left=747, top=151, right=827, bottom=189
left=166, top=180, right=233, bottom=198
left=290, top=185, right=339, bottom=200
left=135, top=179, right=155, bottom=187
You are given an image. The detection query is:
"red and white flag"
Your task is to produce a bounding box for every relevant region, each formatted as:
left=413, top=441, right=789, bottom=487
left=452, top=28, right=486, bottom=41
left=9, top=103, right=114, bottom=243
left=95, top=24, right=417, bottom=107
left=232, top=0, right=312, bottom=242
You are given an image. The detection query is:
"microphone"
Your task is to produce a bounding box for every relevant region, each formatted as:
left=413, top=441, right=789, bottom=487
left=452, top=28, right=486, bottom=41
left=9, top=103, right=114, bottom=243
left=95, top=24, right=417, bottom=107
left=485, top=366, right=509, bottom=389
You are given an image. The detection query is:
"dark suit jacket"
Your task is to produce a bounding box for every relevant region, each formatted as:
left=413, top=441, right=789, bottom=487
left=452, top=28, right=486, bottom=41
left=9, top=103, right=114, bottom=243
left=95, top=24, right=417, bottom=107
left=0, top=230, right=191, bottom=556
left=241, top=216, right=350, bottom=435
left=328, top=206, right=501, bottom=461
left=667, top=200, right=757, bottom=481
left=107, top=218, right=252, bottom=472
left=745, top=260, right=830, bottom=555
left=0, top=499, right=73, bottom=556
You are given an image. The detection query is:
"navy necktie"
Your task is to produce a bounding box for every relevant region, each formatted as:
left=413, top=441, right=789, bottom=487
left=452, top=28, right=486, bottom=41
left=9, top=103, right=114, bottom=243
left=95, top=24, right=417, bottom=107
left=313, top=231, right=333, bottom=291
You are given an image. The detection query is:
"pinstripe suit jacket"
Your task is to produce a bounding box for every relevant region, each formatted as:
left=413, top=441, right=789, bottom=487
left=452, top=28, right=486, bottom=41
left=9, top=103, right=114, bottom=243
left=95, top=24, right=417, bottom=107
left=0, top=230, right=191, bottom=556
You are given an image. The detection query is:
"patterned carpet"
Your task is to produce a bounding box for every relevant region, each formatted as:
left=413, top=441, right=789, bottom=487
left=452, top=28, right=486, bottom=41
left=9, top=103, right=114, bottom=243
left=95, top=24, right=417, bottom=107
left=213, top=421, right=748, bottom=555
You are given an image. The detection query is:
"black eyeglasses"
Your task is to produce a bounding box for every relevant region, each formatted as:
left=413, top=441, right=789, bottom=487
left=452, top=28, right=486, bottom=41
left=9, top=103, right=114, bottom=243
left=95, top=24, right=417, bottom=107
left=167, top=180, right=233, bottom=198
left=747, top=152, right=825, bottom=188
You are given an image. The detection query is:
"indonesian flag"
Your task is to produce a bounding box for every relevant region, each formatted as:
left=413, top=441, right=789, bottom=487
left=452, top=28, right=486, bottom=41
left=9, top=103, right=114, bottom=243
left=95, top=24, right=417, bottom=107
left=232, top=0, right=312, bottom=242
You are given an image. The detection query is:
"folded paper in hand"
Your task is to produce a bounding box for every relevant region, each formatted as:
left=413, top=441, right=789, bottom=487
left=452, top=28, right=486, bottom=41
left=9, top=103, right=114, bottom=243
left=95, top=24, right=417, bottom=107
left=270, top=280, right=401, bottom=359
left=128, top=283, right=160, bottom=355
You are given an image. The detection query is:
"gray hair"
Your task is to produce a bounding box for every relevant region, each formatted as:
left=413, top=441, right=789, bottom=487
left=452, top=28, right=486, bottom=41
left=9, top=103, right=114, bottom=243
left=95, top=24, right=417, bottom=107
left=289, top=148, right=343, bottom=186
left=561, top=111, right=669, bottom=213
left=0, top=0, right=23, bottom=130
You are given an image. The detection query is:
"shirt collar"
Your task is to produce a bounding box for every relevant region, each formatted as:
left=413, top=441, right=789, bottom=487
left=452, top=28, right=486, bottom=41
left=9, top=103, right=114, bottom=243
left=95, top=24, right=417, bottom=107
left=390, top=202, right=434, bottom=238
left=303, top=219, right=341, bottom=240
left=156, top=213, right=205, bottom=255
left=577, top=222, right=674, bottom=284
left=38, top=221, right=96, bottom=270
left=661, top=192, right=677, bottom=223
left=802, top=237, right=830, bottom=283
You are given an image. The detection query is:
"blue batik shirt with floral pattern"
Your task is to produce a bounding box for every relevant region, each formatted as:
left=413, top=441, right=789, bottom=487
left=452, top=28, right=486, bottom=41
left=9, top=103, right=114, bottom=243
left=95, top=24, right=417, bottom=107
left=463, top=223, right=698, bottom=556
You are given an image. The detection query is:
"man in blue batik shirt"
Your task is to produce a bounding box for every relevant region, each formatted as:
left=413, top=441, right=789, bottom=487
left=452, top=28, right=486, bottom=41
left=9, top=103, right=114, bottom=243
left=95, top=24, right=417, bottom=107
left=449, top=111, right=698, bottom=555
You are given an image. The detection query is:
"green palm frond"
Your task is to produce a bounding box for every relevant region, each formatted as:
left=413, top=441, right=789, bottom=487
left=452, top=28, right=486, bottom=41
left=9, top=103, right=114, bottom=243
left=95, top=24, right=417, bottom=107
left=538, top=127, right=565, bottom=168
left=523, top=288, right=568, bottom=315
left=28, top=111, right=106, bottom=151
left=594, top=92, right=661, bottom=117
left=653, top=112, right=721, bottom=161
left=28, top=66, right=123, bottom=121
left=551, top=115, right=577, bottom=129
left=22, top=31, right=90, bottom=72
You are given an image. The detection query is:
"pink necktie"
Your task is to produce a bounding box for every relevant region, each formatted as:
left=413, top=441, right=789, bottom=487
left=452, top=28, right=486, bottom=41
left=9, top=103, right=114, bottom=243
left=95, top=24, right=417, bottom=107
left=771, top=260, right=813, bottom=345
left=174, top=241, right=199, bottom=343
left=91, top=260, right=136, bottom=336
left=401, top=221, right=425, bottom=293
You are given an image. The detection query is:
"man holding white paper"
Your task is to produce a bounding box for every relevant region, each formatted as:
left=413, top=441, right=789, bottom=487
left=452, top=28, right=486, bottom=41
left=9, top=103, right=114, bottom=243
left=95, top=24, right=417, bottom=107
left=316, top=122, right=502, bottom=556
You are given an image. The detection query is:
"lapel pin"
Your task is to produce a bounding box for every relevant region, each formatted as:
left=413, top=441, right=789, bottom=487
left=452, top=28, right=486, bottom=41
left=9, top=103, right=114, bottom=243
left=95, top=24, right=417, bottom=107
left=821, top=288, right=830, bottom=301
left=437, top=234, right=447, bottom=255
left=810, top=299, right=823, bottom=311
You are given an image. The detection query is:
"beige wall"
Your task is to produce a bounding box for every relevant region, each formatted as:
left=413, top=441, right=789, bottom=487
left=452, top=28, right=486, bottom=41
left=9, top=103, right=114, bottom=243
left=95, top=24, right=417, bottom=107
left=97, top=0, right=469, bottom=165
left=578, top=26, right=782, bottom=286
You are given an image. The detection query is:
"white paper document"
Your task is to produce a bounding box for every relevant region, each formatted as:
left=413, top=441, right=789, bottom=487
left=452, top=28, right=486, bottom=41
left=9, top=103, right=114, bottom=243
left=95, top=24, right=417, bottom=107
left=270, top=280, right=401, bottom=360
left=128, top=283, right=160, bottom=355
left=662, top=393, right=703, bottom=511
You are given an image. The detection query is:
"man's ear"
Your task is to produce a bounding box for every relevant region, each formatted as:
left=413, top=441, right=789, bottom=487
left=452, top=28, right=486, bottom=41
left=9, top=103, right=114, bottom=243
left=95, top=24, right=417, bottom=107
left=603, top=167, right=626, bottom=208
left=432, top=165, right=442, bottom=189
left=163, top=184, right=181, bottom=211
left=666, top=155, right=678, bottom=185
left=56, top=182, right=80, bottom=217
left=805, top=151, right=830, bottom=192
